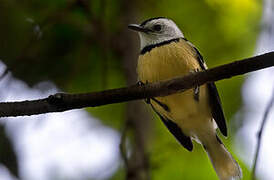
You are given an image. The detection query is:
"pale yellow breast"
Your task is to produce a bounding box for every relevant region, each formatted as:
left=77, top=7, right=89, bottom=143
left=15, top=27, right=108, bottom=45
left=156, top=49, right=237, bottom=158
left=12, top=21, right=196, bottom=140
left=137, top=39, right=212, bottom=136
left=137, top=39, right=201, bottom=83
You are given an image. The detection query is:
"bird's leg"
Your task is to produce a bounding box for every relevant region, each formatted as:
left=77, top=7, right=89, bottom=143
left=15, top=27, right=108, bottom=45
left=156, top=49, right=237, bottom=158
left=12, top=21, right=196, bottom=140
left=194, top=86, right=200, bottom=101
left=137, top=81, right=151, bottom=104
left=191, top=68, right=200, bottom=101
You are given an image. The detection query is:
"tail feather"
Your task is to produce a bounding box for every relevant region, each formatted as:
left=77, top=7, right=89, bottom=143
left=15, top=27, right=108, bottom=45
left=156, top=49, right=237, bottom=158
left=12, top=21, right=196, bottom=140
left=203, top=135, right=242, bottom=180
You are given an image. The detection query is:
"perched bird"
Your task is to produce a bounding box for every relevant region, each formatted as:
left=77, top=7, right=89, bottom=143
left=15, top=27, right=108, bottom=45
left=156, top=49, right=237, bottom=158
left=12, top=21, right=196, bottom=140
left=128, top=17, right=242, bottom=180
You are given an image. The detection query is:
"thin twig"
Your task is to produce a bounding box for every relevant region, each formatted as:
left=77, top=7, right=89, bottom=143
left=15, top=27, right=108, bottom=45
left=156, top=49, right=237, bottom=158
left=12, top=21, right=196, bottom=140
left=251, top=86, right=274, bottom=180
left=0, top=52, right=274, bottom=117
left=119, top=120, right=131, bottom=168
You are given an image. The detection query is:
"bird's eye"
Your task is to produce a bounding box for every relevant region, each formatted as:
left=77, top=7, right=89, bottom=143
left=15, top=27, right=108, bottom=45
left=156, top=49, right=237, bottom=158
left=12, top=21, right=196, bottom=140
left=152, top=24, right=162, bottom=31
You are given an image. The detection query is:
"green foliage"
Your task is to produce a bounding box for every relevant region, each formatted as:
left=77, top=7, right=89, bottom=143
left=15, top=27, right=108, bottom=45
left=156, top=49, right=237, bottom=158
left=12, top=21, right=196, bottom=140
left=0, top=0, right=263, bottom=179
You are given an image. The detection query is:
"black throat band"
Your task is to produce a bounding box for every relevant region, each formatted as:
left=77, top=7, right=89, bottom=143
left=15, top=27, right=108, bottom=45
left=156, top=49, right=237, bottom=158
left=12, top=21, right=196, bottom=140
left=140, top=38, right=182, bottom=55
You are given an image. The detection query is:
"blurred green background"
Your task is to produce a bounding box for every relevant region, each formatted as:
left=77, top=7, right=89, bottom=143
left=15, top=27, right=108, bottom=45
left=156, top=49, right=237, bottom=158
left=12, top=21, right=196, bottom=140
left=0, top=0, right=264, bottom=179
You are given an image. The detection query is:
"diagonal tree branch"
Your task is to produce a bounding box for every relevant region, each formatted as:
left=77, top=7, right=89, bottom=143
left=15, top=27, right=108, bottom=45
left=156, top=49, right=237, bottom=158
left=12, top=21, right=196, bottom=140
left=0, top=52, right=274, bottom=118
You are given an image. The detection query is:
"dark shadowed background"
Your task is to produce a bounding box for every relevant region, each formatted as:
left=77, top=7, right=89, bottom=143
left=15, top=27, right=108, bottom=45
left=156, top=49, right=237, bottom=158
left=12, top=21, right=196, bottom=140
left=0, top=0, right=273, bottom=180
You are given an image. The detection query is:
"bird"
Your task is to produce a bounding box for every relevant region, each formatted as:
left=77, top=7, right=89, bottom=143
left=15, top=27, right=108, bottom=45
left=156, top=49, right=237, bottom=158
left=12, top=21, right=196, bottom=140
left=128, top=17, right=242, bottom=180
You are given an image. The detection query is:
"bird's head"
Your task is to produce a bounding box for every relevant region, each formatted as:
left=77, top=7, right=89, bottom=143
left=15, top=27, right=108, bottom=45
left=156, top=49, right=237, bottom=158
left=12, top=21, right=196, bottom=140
left=128, top=17, right=184, bottom=50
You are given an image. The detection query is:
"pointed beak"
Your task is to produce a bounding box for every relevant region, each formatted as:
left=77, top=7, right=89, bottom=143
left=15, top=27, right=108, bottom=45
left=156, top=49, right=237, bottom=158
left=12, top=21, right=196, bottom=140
left=128, top=24, right=150, bottom=33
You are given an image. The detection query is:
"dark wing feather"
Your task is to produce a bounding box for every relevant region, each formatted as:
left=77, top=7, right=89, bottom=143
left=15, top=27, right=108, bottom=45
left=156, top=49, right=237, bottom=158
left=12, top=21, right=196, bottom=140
left=188, top=40, right=227, bottom=136
left=207, top=83, right=227, bottom=136
left=151, top=105, right=193, bottom=151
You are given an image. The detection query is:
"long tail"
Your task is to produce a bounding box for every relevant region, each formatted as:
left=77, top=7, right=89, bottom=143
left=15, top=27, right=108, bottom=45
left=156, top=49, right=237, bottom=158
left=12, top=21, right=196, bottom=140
left=203, top=134, right=242, bottom=180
